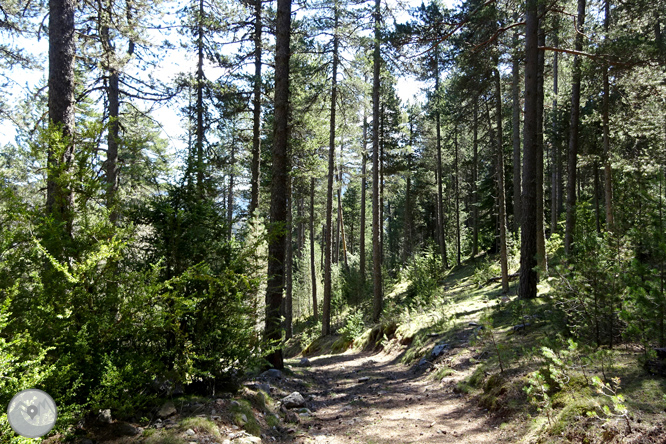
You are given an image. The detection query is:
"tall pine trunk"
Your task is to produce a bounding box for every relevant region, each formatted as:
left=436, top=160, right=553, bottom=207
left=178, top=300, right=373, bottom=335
left=310, top=177, right=318, bottom=321
left=494, top=68, right=509, bottom=294
left=264, top=0, right=292, bottom=370
left=472, top=95, right=479, bottom=256
left=285, top=175, right=293, bottom=339
left=536, top=6, right=548, bottom=274
left=323, top=3, right=339, bottom=336
left=565, top=0, right=587, bottom=255
left=360, top=112, right=367, bottom=296
left=249, top=0, right=263, bottom=217
left=519, top=0, right=539, bottom=299
left=550, top=18, right=560, bottom=235
left=434, top=47, right=448, bottom=269
left=196, top=0, right=205, bottom=196
left=603, top=0, right=614, bottom=231
left=512, top=20, right=521, bottom=234
left=47, top=0, right=76, bottom=240
left=372, top=0, right=383, bottom=322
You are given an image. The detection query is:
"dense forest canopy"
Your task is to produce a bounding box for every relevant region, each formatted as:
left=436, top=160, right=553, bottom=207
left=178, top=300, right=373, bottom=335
left=1, top=0, right=666, bottom=439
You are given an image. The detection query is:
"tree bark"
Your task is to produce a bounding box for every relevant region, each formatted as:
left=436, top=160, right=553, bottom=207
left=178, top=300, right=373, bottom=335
left=323, top=2, right=339, bottom=336
left=264, top=0, right=291, bottom=370
left=196, top=0, right=205, bottom=197
left=550, top=18, right=560, bottom=235
left=472, top=95, right=479, bottom=256
left=285, top=175, right=293, bottom=339
left=454, top=127, right=461, bottom=266
left=372, top=0, right=383, bottom=322
left=536, top=5, right=547, bottom=275
left=434, top=46, right=448, bottom=269
left=494, top=68, right=509, bottom=294
left=512, top=19, right=522, bottom=234
left=360, top=112, right=367, bottom=294
left=565, top=0, right=586, bottom=255
left=249, top=0, right=263, bottom=217
left=403, top=114, right=414, bottom=262
left=47, top=0, right=76, bottom=239
left=519, top=0, right=539, bottom=299
left=603, top=0, right=614, bottom=232
left=227, top=144, right=235, bottom=239
left=310, top=177, right=318, bottom=321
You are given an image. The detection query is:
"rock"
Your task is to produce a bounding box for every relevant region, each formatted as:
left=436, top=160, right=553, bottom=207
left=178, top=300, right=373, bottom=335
left=299, top=358, right=311, bottom=366
left=281, top=392, right=306, bottom=409
left=418, top=358, right=430, bottom=366
left=468, top=322, right=480, bottom=327
left=231, top=400, right=241, bottom=407
left=158, top=401, right=177, bottom=418
left=185, top=429, right=196, bottom=436
left=114, top=422, right=140, bottom=436
left=297, top=408, right=312, bottom=414
left=285, top=410, right=300, bottom=424
left=239, top=414, right=248, bottom=424
left=98, top=409, right=112, bottom=424
left=431, top=343, right=449, bottom=358
left=223, top=440, right=232, bottom=444
left=357, top=376, right=370, bottom=382
left=513, top=323, right=531, bottom=331
left=261, top=369, right=283, bottom=379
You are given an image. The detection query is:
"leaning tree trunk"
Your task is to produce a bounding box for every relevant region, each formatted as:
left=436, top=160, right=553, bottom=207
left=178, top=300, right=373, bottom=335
left=565, top=0, right=586, bottom=255
left=371, top=0, right=383, bottom=322
left=47, top=0, right=76, bottom=240
left=519, top=0, right=539, bottom=299
left=264, top=0, right=292, bottom=370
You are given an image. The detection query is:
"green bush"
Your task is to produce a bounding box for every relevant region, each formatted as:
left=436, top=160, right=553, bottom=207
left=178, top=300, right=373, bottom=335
left=405, top=244, right=442, bottom=305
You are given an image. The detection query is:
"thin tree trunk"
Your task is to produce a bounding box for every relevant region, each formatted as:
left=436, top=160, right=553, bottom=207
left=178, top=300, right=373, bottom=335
left=47, top=0, right=76, bottom=239
left=249, top=0, right=263, bottom=217
left=435, top=46, right=448, bottom=269
left=372, top=0, right=383, bottom=322
left=520, top=0, right=539, bottom=299
left=565, top=0, right=587, bottom=255
left=403, top=114, right=414, bottom=262
left=264, top=0, right=292, bottom=370
left=536, top=6, right=548, bottom=275
left=310, top=178, right=318, bottom=322
left=603, top=0, right=614, bottom=231
left=472, top=95, right=479, bottom=256
left=494, top=68, right=509, bottom=294
left=323, top=2, right=339, bottom=336
left=512, top=19, right=522, bottom=234
left=285, top=175, right=293, bottom=339
left=594, top=159, right=601, bottom=233
left=360, top=112, right=367, bottom=293
left=196, top=0, right=205, bottom=196
left=550, top=18, right=559, bottom=235
left=454, top=127, right=461, bottom=266
left=227, top=144, right=235, bottom=239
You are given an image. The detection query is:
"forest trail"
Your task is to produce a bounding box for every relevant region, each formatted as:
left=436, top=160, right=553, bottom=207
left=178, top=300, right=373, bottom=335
left=289, top=347, right=509, bottom=444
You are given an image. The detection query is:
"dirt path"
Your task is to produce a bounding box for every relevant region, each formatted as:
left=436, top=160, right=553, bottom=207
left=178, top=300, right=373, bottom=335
left=289, top=349, right=510, bottom=444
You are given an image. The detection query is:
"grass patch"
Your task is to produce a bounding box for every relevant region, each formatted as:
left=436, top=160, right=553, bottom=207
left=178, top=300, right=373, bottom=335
left=179, top=417, right=221, bottom=440
left=229, top=399, right=260, bottom=436
left=144, top=431, right=186, bottom=444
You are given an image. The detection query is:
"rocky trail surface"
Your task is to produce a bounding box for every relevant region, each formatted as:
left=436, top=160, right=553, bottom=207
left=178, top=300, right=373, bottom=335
left=280, top=348, right=509, bottom=444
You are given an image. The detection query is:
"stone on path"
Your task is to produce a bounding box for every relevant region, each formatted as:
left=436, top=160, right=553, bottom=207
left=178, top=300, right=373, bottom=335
left=281, top=392, right=306, bottom=409
left=261, top=369, right=283, bottom=379
left=158, top=401, right=177, bottom=418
